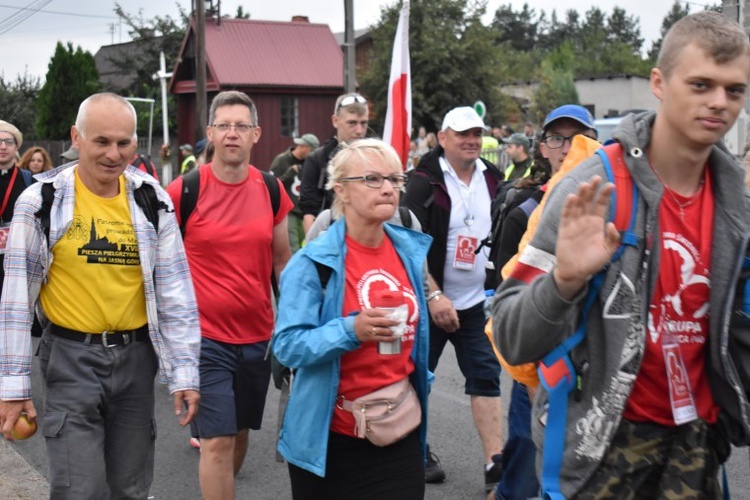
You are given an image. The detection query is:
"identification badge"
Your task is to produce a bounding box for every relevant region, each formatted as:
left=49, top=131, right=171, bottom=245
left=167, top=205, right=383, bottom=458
left=0, top=222, right=10, bottom=254
left=662, top=338, right=698, bottom=425
left=453, top=234, right=478, bottom=270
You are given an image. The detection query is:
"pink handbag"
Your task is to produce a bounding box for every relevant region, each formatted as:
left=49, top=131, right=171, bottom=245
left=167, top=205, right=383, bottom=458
left=338, top=377, right=422, bottom=447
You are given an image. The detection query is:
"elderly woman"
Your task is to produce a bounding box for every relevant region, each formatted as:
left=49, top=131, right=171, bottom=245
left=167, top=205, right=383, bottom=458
left=18, top=146, right=53, bottom=174
left=273, top=139, right=432, bottom=499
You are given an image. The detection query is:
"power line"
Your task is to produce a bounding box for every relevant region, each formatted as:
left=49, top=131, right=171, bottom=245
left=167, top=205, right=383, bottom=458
left=0, top=3, right=118, bottom=20
left=0, top=0, right=53, bottom=36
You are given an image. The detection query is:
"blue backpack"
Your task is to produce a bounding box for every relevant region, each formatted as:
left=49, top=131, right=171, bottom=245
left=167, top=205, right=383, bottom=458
left=537, top=143, right=639, bottom=499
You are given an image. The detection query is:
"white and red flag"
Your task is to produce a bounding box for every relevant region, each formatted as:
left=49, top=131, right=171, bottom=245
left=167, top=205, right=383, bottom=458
left=382, top=1, right=411, bottom=170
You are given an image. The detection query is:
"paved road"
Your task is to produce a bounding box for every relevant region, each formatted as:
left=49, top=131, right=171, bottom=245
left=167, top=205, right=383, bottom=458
left=4, top=340, right=750, bottom=499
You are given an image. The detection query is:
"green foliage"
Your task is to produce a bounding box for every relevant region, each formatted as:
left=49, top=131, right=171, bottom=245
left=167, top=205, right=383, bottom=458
left=36, top=42, right=101, bottom=139
left=235, top=5, right=251, bottom=19
left=648, top=1, right=690, bottom=61
left=0, top=72, right=41, bottom=140
left=108, top=3, right=188, bottom=142
left=531, top=61, right=579, bottom=124
left=360, top=0, right=506, bottom=133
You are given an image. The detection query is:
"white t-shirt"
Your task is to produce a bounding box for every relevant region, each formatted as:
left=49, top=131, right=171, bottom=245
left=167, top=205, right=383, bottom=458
left=439, top=156, right=492, bottom=310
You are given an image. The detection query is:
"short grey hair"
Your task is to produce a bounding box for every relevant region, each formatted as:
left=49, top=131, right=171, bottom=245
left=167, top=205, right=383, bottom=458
left=209, top=91, right=259, bottom=126
left=325, top=138, right=402, bottom=217
left=75, top=93, right=138, bottom=140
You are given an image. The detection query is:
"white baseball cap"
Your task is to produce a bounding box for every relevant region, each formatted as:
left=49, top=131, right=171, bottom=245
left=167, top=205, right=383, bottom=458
left=441, top=106, right=486, bottom=132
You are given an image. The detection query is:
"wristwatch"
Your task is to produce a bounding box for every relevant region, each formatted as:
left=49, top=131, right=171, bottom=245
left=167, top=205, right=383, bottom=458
left=427, top=290, right=443, bottom=303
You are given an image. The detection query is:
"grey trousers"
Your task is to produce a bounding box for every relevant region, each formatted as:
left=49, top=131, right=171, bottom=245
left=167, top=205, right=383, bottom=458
left=38, top=330, right=158, bottom=500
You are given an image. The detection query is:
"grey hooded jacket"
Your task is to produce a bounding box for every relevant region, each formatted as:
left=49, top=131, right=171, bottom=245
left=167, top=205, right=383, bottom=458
left=492, top=111, right=750, bottom=496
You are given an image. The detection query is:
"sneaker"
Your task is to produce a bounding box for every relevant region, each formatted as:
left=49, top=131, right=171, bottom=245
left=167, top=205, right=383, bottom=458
left=189, top=437, right=201, bottom=450
left=484, top=453, right=503, bottom=492
left=425, top=446, right=446, bottom=483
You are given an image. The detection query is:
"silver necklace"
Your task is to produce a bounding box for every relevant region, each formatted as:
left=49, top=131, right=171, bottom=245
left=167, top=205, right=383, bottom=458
left=650, top=162, right=704, bottom=222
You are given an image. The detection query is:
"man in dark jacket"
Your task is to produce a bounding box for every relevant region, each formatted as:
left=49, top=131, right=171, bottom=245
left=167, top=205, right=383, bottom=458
left=403, top=106, right=504, bottom=491
left=298, top=93, right=368, bottom=233
left=271, top=133, right=319, bottom=252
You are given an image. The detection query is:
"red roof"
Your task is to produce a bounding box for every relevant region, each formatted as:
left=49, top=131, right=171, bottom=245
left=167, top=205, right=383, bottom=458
left=203, top=18, right=343, bottom=88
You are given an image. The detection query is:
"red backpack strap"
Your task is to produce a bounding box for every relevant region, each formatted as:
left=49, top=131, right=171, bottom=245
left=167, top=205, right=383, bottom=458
left=597, top=143, right=639, bottom=259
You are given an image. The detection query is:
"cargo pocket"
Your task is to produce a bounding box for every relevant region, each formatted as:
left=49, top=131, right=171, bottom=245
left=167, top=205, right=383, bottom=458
left=42, top=411, right=69, bottom=488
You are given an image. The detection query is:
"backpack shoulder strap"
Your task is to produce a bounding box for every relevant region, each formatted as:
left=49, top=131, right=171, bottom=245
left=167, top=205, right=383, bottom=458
left=260, top=170, right=281, bottom=216
left=398, top=206, right=412, bottom=229
left=179, top=167, right=201, bottom=237
left=596, top=143, right=639, bottom=261
left=133, top=183, right=160, bottom=233
left=19, top=168, right=32, bottom=187
left=35, top=183, right=56, bottom=246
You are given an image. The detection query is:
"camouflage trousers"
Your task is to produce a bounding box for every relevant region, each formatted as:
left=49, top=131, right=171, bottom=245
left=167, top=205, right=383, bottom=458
left=576, top=418, right=727, bottom=499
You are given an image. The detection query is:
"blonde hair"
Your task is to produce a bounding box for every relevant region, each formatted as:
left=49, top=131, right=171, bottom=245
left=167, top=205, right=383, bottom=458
left=19, top=146, right=53, bottom=173
left=325, top=138, right=402, bottom=217
left=658, top=11, right=750, bottom=78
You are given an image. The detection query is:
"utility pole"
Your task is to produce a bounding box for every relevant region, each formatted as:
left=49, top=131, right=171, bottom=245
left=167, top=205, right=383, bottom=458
left=343, top=0, right=356, bottom=92
left=195, top=0, right=208, bottom=140
left=154, top=51, right=174, bottom=184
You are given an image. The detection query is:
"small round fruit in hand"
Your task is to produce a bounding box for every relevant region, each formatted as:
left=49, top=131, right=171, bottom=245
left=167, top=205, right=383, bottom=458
left=11, top=412, right=37, bottom=441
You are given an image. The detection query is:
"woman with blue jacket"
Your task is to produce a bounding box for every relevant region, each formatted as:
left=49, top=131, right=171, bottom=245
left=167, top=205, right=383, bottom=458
left=273, top=139, right=432, bottom=499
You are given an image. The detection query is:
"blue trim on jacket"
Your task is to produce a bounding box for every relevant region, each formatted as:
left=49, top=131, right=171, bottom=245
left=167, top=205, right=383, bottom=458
left=272, top=218, right=433, bottom=477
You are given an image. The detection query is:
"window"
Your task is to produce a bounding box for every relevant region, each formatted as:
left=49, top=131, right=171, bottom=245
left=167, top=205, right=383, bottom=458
left=280, top=97, right=299, bottom=137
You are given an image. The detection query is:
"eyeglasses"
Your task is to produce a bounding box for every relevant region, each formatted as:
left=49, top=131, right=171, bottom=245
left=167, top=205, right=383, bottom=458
left=336, top=95, right=367, bottom=113
left=212, top=123, right=255, bottom=133
left=339, top=173, right=408, bottom=189
left=542, top=133, right=596, bottom=149
left=0, top=138, right=16, bottom=147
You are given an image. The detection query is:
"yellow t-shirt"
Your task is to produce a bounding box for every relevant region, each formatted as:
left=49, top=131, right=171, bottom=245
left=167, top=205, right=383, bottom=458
left=40, top=170, right=147, bottom=332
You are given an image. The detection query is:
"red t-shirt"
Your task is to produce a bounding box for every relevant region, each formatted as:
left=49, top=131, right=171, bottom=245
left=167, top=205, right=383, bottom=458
left=624, top=169, right=719, bottom=425
left=166, top=165, right=293, bottom=344
left=330, top=234, right=418, bottom=437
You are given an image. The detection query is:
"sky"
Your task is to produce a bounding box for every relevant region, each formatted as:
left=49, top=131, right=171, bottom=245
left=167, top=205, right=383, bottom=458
left=0, top=0, right=704, bottom=83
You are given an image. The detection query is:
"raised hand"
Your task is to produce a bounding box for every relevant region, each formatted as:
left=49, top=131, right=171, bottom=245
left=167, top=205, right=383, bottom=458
left=553, top=176, right=621, bottom=300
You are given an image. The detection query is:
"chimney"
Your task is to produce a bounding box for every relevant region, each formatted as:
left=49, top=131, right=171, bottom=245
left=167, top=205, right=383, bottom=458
left=291, top=16, right=310, bottom=23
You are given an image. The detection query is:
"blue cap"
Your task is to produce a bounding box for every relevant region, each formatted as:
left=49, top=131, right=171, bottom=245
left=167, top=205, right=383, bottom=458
left=195, top=138, right=208, bottom=155
left=542, top=105, right=596, bottom=135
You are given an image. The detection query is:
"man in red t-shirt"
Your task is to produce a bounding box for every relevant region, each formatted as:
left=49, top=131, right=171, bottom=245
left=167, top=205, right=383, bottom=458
left=494, top=11, right=750, bottom=499
left=167, top=91, right=292, bottom=499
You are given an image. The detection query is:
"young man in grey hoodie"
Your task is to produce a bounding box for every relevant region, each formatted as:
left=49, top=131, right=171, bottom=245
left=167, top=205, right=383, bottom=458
left=494, top=11, right=750, bottom=498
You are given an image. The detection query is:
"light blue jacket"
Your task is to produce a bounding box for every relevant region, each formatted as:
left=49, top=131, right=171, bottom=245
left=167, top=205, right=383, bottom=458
left=272, top=218, right=433, bottom=477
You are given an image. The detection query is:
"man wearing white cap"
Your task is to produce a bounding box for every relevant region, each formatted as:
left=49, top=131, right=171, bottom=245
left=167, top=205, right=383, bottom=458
left=403, top=106, right=504, bottom=491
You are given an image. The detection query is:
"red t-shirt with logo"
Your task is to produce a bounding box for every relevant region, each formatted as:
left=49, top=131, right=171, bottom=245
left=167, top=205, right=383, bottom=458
left=330, top=234, right=419, bottom=437
left=624, top=169, right=719, bottom=425
left=166, top=165, right=293, bottom=344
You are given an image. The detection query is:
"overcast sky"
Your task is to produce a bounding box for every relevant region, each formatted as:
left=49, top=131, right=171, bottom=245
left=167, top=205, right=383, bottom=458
left=0, top=0, right=702, bottom=83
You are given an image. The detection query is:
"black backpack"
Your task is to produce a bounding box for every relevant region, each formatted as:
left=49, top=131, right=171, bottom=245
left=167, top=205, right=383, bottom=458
left=178, top=166, right=280, bottom=237
left=479, top=180, right=541, bottom=290
left=131, top=154, right=158, bottom=179
left=36, top=182, right=165, bottom=246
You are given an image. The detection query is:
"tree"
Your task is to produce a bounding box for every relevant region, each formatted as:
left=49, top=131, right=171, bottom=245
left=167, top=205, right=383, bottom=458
left=0, top=72, right=41, bottom=140
left=36, top=42, right=101, bottom=139
left=531, top=60, right=579, bottom=124
left=109, top=3, right=189, bottom=140
left=491, top=3, right=538, bottom=52
left=360, top=0, right=506, bottom=133
left=606, top=7, right=643, bottom=54
left=648, top=1, right=690, bottom=61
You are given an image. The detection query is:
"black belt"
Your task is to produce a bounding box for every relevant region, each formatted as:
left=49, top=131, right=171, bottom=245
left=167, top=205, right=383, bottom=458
left=48, top=323, right=149, bottom=347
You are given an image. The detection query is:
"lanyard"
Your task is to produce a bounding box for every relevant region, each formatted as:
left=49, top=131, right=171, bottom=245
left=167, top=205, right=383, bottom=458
left=443, top=158, right=478, bottom=227
left=0, top=167, right=18, bottom=221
